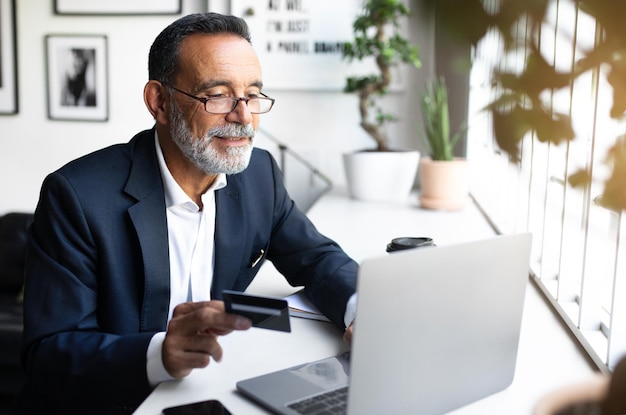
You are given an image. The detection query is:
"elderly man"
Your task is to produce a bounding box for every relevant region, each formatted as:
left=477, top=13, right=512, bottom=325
left=17, top=13, right=357, bottom=414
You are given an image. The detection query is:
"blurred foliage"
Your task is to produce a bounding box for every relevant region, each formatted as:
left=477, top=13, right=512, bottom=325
left=423, top=0, right=626, bottom=211
left=343, top=0, right=421, bottom=152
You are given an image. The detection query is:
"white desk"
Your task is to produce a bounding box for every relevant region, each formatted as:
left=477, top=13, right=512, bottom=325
left=134, top=190, right=598, bottom=415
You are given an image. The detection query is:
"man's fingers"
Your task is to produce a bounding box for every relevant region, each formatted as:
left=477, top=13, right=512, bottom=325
left=193, top=305, right=252, bottom=332
left=170, top=302, right=251, bottom=334
left=162, top=334, right=224, bottom=378
left=171, top=300, right=224, bottom=318
left=343, top=322, right=354, bottom=344
left=162, top=301, right=252, bottom=378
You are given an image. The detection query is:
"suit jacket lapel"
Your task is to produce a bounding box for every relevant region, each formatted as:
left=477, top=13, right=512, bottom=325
left=212, top=182, right=248, bottom=298
left=124, top=130, right=170, bottom=332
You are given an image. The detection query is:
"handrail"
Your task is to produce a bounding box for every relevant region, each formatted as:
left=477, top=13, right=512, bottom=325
left=258, top=127, right=333, bottom=187
left=257, top=127, right=333, bottom=212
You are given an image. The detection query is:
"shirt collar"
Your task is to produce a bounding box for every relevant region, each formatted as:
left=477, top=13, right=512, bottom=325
left=154, top=131, right=227, bottom=210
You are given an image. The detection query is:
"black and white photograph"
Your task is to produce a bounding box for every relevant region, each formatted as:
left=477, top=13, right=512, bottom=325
left=54, top=0, right=181, bottom=15
left=0, top=0, right=18, bottom=114
left=46, top=35, right=108, bottom=121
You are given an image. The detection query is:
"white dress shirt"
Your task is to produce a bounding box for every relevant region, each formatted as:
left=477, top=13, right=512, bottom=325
left=146, top=134, right=226, bottom=385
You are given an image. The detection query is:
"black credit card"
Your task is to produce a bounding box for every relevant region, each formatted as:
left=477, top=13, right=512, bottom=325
left=223, top=290, right=291, bottom=332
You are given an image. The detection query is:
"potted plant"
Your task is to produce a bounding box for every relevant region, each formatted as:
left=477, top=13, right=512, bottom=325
left=341, top=0, right=422, bottom=202
left=417, top=76, right=470, bottom=210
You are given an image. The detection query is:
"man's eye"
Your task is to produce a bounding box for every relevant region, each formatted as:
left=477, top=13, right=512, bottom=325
left=207, top=94, right=225, bottom=99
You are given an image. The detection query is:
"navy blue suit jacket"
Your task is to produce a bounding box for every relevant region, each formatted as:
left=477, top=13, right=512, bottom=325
left=19, top=129, right=357, bottom=413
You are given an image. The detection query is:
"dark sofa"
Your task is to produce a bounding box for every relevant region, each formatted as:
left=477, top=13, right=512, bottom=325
left=0, top=212, right=33, bottom=399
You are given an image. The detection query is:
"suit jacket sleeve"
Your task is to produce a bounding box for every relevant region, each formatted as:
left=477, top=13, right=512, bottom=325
left=20, top=131, right=166, bottom=413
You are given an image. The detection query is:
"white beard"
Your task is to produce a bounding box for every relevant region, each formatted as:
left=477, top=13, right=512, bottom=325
left=169, top=100, right=255, bottom=175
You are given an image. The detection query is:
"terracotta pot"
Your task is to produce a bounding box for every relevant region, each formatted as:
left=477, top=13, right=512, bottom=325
left=343, top=150, right=420, bottom=203
left=418, top=157, right=469, bottom=210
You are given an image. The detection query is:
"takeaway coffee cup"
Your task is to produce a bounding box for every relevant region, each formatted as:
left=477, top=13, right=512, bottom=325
left=386, top=237, right=435, bottom=253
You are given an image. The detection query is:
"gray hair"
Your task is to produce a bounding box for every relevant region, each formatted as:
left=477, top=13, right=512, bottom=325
left=148, top=13, right=251, bottom=84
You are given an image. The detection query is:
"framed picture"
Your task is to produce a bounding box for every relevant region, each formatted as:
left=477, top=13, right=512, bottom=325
left=54, top=0, right=181, bottom=15
left=0, top=0, right=18, bottom=114
left=45, top=35, right=108, bottom=121
left=229, top=0, right=398, bottom=91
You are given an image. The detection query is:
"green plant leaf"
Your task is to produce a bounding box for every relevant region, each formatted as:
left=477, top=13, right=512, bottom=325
left=418, top=77, right=463, bottom=161
left=567, top=168, right=591, bottom=188
left=491, top=107, right=533, bottom=162
left=343, top=0, right=421, bottom=151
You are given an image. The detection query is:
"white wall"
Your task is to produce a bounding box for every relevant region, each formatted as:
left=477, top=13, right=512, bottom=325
left=0, top=0, right=432, bottom=214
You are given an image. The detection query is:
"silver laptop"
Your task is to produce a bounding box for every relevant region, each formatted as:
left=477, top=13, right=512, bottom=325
left=237, top=233, right=532, bottom=415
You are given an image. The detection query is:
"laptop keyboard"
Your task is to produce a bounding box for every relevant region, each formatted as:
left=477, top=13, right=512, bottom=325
left=287, top=386, right=349, bottom=415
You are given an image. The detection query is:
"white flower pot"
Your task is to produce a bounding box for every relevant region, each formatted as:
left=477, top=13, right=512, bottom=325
left=343, top=150, right=420, bottom=203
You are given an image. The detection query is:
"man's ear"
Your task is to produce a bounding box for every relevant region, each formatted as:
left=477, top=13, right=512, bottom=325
left=144, top=80, right=169, bottom=124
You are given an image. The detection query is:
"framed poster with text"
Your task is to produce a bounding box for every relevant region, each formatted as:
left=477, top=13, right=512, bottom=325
left=230, top=0, right=398, bottom=91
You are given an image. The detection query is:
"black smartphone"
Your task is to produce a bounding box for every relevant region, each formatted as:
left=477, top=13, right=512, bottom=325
left=162, top=399, right=233, bottom=415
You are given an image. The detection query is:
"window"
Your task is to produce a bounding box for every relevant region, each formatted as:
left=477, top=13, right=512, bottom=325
left=467, top=0, right=626, bottom=372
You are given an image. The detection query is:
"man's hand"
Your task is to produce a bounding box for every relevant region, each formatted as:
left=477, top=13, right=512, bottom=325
left=343, top=320, right=355, bottom=344
left=162, top=301, right=252, bottom=379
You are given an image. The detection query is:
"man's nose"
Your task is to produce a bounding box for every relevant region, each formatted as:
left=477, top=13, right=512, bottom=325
left=225, top=99, right=253, bottom=125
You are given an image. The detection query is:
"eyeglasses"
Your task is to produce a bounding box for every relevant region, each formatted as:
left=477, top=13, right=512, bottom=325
left=164, top=83, right=275, bottom=114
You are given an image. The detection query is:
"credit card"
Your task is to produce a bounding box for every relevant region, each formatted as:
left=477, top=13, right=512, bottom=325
left=223, top=290, right=291, bottom=332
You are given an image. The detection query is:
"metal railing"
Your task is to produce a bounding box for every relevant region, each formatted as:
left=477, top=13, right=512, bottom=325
left=256, top=127, right=332, bottom=213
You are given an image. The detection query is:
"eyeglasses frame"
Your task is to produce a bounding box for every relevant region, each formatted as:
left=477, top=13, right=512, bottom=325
left=163, top=83, right=275, bottom=115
